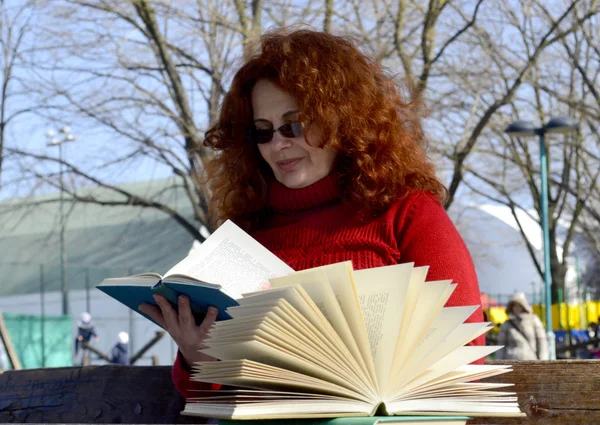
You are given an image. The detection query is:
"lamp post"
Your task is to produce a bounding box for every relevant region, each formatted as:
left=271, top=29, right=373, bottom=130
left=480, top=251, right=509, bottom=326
left=45, top=126, right=77, bottom=316
left=504, top=115, right=578, bottom=360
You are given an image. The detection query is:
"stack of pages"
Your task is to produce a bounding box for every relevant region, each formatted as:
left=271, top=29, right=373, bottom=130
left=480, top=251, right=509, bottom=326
left=184, top=261, right=524, bottom=421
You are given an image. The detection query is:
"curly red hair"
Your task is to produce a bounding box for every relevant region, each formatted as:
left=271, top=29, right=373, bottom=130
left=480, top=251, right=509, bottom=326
left=203, top=29, right=447, bottom=231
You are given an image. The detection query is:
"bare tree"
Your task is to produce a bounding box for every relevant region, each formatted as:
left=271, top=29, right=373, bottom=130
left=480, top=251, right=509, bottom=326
left=17, top=0, right=247, bottom=239
left=9, top=0, right=326, bottom=239
left=578, top=218, right=600, bottom=298
left=0, top=0, right=37, bottom=186
left=2, top=0, right=599, bottom=257
left=438, top=0, right=598, bottom=208
left=323, top=0, right=333, bottom=32
left=457, top=0, right=600, bottom=302
left=233, top=0, right=264, bottom=59
left=337, top=0, right=597, bottom=210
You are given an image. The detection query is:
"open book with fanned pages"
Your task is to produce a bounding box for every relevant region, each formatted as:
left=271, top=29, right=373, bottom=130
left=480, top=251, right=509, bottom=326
left=183, top=260, right=525, bottom=420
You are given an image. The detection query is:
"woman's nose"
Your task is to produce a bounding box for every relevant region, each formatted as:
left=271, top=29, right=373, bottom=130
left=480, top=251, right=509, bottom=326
left=270, top=130, right=293, bottom=150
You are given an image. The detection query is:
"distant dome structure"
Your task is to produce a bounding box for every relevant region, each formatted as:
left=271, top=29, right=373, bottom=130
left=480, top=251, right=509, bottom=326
left=449, top=202, right=578, bottom=301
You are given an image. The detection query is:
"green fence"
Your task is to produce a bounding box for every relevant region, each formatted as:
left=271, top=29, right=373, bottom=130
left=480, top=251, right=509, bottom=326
left=3, top=313, right=72, bottom=368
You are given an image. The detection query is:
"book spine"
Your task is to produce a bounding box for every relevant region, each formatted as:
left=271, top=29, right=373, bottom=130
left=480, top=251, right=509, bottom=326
left=151, top=281, right=207, bottom=324
left=151, top=281, right=180, bottom=306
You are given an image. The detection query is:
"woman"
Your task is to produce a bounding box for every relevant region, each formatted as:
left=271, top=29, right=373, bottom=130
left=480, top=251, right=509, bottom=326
left=139, top=29, right=484, bottom=398
left=495, top=292, right=548, bottom=360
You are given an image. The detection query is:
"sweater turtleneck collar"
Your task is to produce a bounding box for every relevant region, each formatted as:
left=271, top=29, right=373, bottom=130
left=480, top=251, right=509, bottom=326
left=268, top=174, right=341, bottom=212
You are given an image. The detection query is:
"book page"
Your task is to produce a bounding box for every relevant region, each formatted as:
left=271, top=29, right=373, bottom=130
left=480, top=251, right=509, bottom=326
left=96, top=274, right=162, bottom=286
left=165, top=220, right=294, bottom=299
left=402, top=320, right=491, bottom=388
left=416, top=321, right=492, bottom=372
left=381, top=267, right=431, bottom=395
left=392, top=306, right=481, bottom=388
left=393, top=280, right=454, bottom=363
left=184, top=398, right=375, bottom=420
left=268, top=271, right=344, bottom=331
left=207, top=326, right=357, bottom=385
left=222, top=293, right=375, bottom=397
left=202, top=340, right=370, bottom=398
left=268, top=267, right=375, bottom=391
left=387, top=281, right=454, bottom=388
left=294, top=262, right=378, bottom=390
left=385, top=398, right=523, bottom=416
left=398, top=365, right=513, bottom=399
left=236, top=287, right=332, bottom=335
left=397, top=345, right=501, bottom=395
left=194, top=360, right=370, bottom=401
left=208, top=308, right=361, bottom=385
left=352, top=263, right=415, bottom=396
left=401, top=385, right=515, bottom=400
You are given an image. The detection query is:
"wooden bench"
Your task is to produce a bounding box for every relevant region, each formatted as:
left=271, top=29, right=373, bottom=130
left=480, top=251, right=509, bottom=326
left=0, top=360, right=598, bottom=424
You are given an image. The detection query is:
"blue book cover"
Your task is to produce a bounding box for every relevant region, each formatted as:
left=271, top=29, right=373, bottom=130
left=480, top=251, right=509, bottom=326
left=96, top=275, right=238, bottom=328
left=95, top=220, right=294, bottom=328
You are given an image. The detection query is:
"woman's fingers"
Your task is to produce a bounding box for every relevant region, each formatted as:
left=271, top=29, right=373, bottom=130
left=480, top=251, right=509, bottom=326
left=183, top=306, right=219, bottom=364
left=141, top=296, right=220, bottom=365
left=199, top=306, right=219, bottom=336
left=139, top=303, right=167, bottom=329
left=177, top=296, right=196, bottom=332
left=153, top=294, right=180, bottom=335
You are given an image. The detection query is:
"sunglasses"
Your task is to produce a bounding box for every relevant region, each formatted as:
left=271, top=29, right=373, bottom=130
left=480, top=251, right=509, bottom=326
left=251, top=121, right=304, bottom=144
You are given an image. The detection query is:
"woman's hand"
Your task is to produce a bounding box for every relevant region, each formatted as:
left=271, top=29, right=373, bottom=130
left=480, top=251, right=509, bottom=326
left=139, top=294, right=218, bottom=366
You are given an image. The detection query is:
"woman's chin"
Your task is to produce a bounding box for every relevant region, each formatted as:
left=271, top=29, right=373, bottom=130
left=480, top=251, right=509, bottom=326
left=280, top=180, right=310, bottom=189
left=278, top=174, right=315, bottom=189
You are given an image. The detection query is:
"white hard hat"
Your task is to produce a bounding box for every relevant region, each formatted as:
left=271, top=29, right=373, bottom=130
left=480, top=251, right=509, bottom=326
left=80, top=312, right=92, bottom=324
left=118, top=332, right=129, bottom=344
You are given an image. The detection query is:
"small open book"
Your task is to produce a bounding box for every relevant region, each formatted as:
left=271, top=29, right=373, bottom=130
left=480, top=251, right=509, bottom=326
left=96, top=220, right=294, bottom=326
left=184, top=261, right=524, bottom=420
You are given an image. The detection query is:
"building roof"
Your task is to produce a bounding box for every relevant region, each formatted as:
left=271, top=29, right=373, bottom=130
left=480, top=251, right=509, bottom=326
left=1, top=176, right=579, bottom=302
left=0, top=178, right=197, bottom=297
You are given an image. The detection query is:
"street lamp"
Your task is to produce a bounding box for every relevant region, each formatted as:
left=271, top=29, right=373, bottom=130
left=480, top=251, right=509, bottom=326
left=45, top=126, right=77, bottom=316
left=504, top=115, right=579, bottom=360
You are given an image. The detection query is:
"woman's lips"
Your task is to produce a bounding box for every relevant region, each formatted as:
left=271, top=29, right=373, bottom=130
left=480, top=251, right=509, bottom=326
left=277, top=158, right=302, bottom=171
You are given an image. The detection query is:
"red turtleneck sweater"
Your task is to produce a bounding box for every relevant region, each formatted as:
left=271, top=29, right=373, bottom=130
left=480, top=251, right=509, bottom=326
left=172, top=175, right=484, bottom=398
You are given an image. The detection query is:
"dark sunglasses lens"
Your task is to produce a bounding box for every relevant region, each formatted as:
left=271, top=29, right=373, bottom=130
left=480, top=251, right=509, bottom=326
left=279, top=122, right=303, bottom=138
left=254, top=129, right=273, bottom=144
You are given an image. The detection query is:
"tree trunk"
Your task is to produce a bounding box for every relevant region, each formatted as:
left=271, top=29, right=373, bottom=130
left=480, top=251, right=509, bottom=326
left=550, top=230, right=567, bottom=304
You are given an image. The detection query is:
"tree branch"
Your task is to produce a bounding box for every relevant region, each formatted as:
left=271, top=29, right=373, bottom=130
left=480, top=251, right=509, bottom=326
left=7, top=147, right=205, bottom=241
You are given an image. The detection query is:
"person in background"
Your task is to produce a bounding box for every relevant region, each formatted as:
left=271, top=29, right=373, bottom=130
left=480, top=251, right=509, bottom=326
left=75, top=311, right=98, bottom=365
left=588, top=322, right=599, bottom=340
left=0, top=342, right=8, bottom=370
left=586, top=322, right=600, bottom=359
left=139, top=28, right=485, bottom=399
left=109, top=331, right=130, bottom=365
left=495, top=292, right=549, bottom=360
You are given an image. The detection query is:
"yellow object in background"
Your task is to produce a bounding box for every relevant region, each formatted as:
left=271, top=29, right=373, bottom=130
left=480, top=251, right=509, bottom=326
left=534, top=304, right=547, bottom=328
left=587, top=301, right=599, bottom=325
left=551, top=303, right=580, bottom=330
left=532, top=304, right=543, bottom=322
left=552, top=303, right=569, bottom=330
left=484, top=300, right=600, bottom=331
left=487, top=306, right=508, bottom=325
left=567, top=304, right=581, bottom=330
left=578, top=303, right=588, bottom=330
